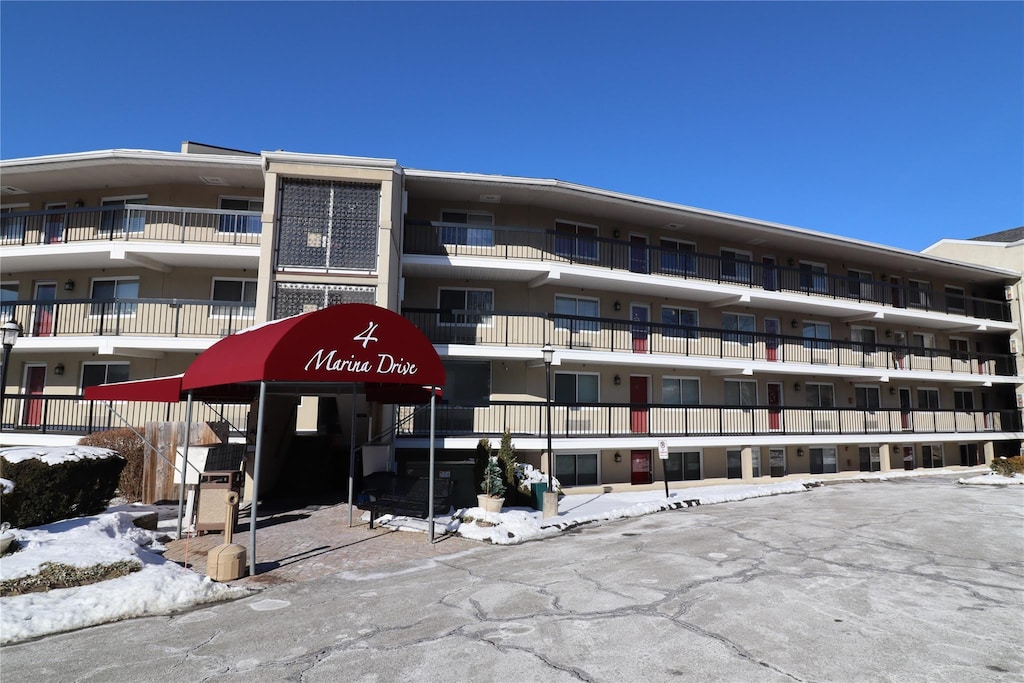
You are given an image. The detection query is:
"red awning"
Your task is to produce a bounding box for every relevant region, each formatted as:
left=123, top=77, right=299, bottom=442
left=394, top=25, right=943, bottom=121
left=86, top=304, right=445, bottom=404
left=181, top=303, right=445, bottom=395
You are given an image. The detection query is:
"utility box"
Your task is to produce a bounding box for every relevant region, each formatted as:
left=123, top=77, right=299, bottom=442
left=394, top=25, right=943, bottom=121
left=196, top=471, right=244, bottom=533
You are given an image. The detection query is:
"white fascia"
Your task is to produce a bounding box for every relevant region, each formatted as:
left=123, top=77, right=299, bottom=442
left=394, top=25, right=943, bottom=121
left=1, top=148, right=260, bottom=172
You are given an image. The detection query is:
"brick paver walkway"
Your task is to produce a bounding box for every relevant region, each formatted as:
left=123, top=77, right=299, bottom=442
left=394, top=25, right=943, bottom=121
left=163, top=502, right=481, bottom=588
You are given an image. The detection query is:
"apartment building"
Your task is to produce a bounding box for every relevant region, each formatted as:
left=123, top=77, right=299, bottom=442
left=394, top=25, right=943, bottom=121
left=2, top=143, right=1021, bottom=494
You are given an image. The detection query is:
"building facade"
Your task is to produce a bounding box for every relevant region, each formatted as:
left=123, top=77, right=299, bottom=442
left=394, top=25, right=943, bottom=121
left=2, top=143, right=1021, bottom=492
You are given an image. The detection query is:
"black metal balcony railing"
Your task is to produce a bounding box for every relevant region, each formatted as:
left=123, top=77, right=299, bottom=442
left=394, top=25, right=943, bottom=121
left=4, top=298, right=256, bottom=338
left=403, top=309, right=1018, bottom=377
left=396, top=402, right=1021, bottom=439
left=404, top=222, right=1012, bottom=323
left=0, top=394, right=250, bottom=437
left=1, top=204, right=262, bottom=247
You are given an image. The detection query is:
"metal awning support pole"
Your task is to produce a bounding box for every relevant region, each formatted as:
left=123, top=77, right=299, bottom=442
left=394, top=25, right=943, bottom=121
left=348, top=384, right=357, bottom=527
left=175, top=392, right=194, bottom=538
left=428, top=386, right=437, bottom=544
left=248, top=381, right=268, bottom=577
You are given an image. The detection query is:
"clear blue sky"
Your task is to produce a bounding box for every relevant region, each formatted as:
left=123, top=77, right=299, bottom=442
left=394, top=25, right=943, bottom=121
left=2, top=2, right=1021, bottom=252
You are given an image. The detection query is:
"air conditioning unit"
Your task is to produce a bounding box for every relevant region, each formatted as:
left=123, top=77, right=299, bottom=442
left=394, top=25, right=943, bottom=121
left=1005, top=285, right=1014, bottom=301
left=1010, top=338, right=1019, bottom=354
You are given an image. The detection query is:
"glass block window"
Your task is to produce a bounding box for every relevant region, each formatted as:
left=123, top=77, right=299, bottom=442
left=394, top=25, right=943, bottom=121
left=273, top=282, right=375, bottom=319
left=277, top=178, right=379, bottom=271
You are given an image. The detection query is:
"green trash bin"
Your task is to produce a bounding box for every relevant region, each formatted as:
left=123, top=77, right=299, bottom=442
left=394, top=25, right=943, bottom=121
left=530, top=482, right=547, bottom=510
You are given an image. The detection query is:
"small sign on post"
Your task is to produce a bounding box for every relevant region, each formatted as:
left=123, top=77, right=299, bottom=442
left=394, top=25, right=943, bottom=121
left=658, top=440, right=670, bottom=499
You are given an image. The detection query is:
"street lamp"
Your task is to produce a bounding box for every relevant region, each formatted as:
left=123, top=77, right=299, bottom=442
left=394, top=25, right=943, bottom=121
left=541, top=344, right=554, bottom=491
left=1, top=320, right=21, bottom=429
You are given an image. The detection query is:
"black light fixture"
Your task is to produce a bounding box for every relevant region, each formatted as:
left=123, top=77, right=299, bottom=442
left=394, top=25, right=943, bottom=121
left=794, top=382, right=801, bottom=391
left=54, top=363, right=65, bottom=376
left=885, top=329, right=893, bottom=338
left=612, top=229, right=620, bottom=239
left=613, top=374, right=621, bottom=385
left=791, top=319, right=799, bottom=329
left=64, top=279, right=75, bottom=291
left=796, top=448, right=805, bottom=457
left=889, top=386, right=897, bottom=395
left=614, top=452, right=622, bottom=463
left=613, top=301, right=621, bottom=311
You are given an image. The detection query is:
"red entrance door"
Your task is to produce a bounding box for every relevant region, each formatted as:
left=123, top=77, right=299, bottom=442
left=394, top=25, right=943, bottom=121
left=21, top=365, right=46, bottom=426
left=765, top=317, right=780, bottom=362
left=767, top=381, right=782, bottom=430
left=631, top=304, right=648, bottom=354
left=630, top=450, right=652, bottom=485
left=630, top=376, right=648, bottom=433
left=32, top=282, right=56, bottom=336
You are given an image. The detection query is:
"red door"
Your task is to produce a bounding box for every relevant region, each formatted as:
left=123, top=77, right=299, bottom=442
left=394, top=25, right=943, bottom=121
left=21, top=365, right=46, bottom=426
left=765, top=318, right=780, bottom=362
left=32, top=282, right=56, bottom=336
left=630, top=376, right=649, bottom=433
left=631, top=304, right=648, bottom=354
left=899, top=388, right=912, bottom=430
left=630, top=450, right=652, bottom=485
left=767, top=382, right=782, bottom=430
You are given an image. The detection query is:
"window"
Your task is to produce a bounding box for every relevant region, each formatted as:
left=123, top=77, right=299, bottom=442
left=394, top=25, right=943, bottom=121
left=438, top=288, right=493, bottom=326
left=555, top=453, right=598, bottom=486
left=726, top=447, right=761, bottom=478
left=660, top=238, right=696, bottom=274
left=663, top=377, right=700, bottom=405
left=722, top=312, right=755, bottom=345
left=99, top=196, right=147, bottom=233
left=855, top=386, right=881, bottom=410
left=0, top=205, right=28, bottom=241
left=554, top=295, right=599, bottom=333
left=211, top=278, right=257, bottom=318
left=724, top=380, right=757, bottom=406
left=851, top=326, right=877, bottom=353
left=442, top=360, right=491, bottom=405
left=848, top=269, right=874, bottom=300
left=805, top=383, right=835, bottom=408
left=949, top=337, right=969, bottom=361
left=666, top=451, right=702, bottom=481
left=799, top=261, right=828, bottom=293
left=90, top=277, right=139, bottom=316
left=1, top=282, right=17, bottom=321
left=907, top=279, right=931, bottom=309
left=440, top=210, right=494, bottom=247
left=953, top=389, right=974, bottom=411
left=80, top=362, right=129, bottom=390
left=802, top=321, right=831, bottom=351
left=720, top=248, right=751, bottom=282
left=661, top=306, right=698, bottom=339
left=911, top=332, right=935, bottom=356
left=917, top=388, right=940, bottom=410
left=218, top=197, right=263, bottom=233
left=555, top=372, right=599, bottom=403
left=944, top=285, right=966, bottom=314
left=554, top=220, right=598, bottom=261
left=809, top=447, right=838, bottom=474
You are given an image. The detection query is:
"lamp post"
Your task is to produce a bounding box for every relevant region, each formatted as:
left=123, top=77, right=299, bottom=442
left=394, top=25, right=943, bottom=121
left=1, top=320, right=21, bottom=429
left=541, top=343, right=554, bottom=492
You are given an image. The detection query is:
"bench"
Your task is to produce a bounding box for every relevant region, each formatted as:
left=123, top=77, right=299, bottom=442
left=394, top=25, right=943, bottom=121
left=364, top=475, right=454, bottom=529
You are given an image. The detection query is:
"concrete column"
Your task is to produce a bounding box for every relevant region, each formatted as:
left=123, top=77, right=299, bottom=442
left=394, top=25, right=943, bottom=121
left=878, top=444, right=891, bottom=473
left=741, top=445, right=754, bottom=481
left=983, top=441, right=996, bottom=466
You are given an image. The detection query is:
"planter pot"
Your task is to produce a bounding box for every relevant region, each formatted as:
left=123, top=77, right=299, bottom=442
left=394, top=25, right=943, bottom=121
left=0, top=531, right=15, bottom=555
left=477, top=494, right=504, bottom=514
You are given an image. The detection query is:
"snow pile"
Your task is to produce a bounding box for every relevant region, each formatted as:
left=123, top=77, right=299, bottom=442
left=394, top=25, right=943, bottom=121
left=958, top=471, right=1024, bottom=486
left=0, top=511, right=248, bottom=644
left=1, top=477, right=13, bottom=494
left=0, top=445, right=120, bottom=466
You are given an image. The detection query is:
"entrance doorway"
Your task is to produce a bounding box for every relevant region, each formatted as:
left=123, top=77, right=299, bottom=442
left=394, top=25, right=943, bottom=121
left=629, top=375, right=649, bottom=433
left=630, top=450, right=652, bottom=485
left=769, top=448, right=786, bottom=477
left=767, top=381, right=783, bottom=430
left=32, top=282, right=56, bottom=336
left=20, top=365, right=46, bottom=427
left=629, top=235, right=649, bottom=274
left=630, top=304, right=649, bottom=354
left=765, top=317, right=780, bottom=361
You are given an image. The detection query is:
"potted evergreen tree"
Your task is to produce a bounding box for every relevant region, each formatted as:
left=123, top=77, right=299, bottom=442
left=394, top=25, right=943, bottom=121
left=477, top=448, right=506, bottom=514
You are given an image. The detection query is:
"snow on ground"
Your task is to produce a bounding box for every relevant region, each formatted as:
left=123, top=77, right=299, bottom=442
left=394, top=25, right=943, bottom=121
left=957, top=471, right=1024, bottom=486
left=0, top=464, right=997, bottom=645
left=0, top=509, right=248, bottom=645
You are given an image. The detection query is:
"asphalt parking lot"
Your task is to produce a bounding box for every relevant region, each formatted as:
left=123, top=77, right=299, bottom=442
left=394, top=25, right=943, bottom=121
left=3, top=474, right=1021, bottom=682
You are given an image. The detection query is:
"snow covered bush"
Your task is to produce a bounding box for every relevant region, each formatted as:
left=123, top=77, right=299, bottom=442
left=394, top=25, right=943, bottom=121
left=78, top=428, right=147, bottom=502
left=0, top=447, right=125, bottom=528
left=990, top=456, right=1024, bottom=477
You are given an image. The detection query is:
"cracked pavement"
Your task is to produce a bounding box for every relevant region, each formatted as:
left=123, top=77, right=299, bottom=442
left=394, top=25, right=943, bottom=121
left=2, top=475, right=1021, bottom=682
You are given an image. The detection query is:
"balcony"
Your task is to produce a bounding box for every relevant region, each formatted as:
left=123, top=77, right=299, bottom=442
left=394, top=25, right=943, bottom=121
left=403, top=309, right=1018, bottom=378
left=404, top=222, right=1011, bottom=323
left=0, top=394, right=249, bottom=437
left=1, top=204, right=262, bottom=247
left=396, top=402, right=1020, bottom=439
left=4, top=298, right=256, bottom=339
